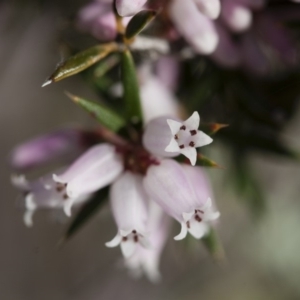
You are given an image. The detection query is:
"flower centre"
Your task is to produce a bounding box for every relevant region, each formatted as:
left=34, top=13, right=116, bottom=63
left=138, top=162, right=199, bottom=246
left=117, top=146, right=159, bottom=175
left=174, top=127, right=197, bottom=149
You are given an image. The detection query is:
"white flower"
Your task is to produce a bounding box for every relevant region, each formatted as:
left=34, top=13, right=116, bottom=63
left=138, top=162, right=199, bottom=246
left=11, top=174, right=90, bottom=226
left=143, top=111, right=213, bottom=165
left=124, top=201, right=170, bottom=282
left=144, top=159, right=220, bottom=240
left=105, top=172, right=150, bottom=258
left=53, top=144, right=123, bottom=200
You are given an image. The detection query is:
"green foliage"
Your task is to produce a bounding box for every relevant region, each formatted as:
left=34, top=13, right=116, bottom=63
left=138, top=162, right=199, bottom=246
left=66, top=92, right=125, bottom=132
left=196, top=153, right=223, bottom=168
left=120, top=49, right=143, bottom=122
left=45, top=43, right=118, bottom=84
left=125, top=10, right=157, bottom=39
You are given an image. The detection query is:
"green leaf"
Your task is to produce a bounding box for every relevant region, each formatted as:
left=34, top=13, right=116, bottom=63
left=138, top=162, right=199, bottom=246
left=202, top=227, right=225, bottom=262
left=200, top=123, right=229, bottom=136
left=121, top=49, right=143, bottom=122
left=43, top=43, right=118, bottom=86
left=125, top=10, right=157, bottom=39
left=93, top=54, right=120, bottom=78
left=63, top=187, right=109, bottom=241
left=66, top=92, right=126, bottom=132
left=196, top=153, right=223, bottom=168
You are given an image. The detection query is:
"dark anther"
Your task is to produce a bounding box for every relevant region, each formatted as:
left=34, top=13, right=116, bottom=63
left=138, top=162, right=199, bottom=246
left=180, top=125, right=186, bottom=130
left=63, top=194, right=68, bottom=200
left=179, top=144, right=185, bottom=149
left=134, top=235, right=139, bottom=243
left=174, top=134, right=178, bottom=140
left=195, top=215, right=202, bottom=222
left=187, top=221, right=190, bottom=229
left=189, top=141, right=195, bottom=147
left=132, top=230, right=137, bottom=234
left=190, top=130, right=197, bottom=136
left=122, top=236, right=128, bottom=242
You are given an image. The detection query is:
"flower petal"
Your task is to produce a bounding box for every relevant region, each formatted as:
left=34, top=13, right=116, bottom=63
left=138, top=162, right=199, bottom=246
left=105, top=233, right=122, bottom=248
left=167, top=119, right=182, bottom=135
left=143, top=116, right=179, bottom=158
left=183, top=111, right=200, bottom=130
left=54, top=144, right=123, bottom=197
left=188, top=220, right=209, bottom=239
left=165, top=138, right=180, bottom=153
left=194, top=131, right=213, bottom=148
left=174, top=222, right=188, bottom=240
left=121, top=239, right=137, bottom=258
left=180, top=147, right=197, bottom=166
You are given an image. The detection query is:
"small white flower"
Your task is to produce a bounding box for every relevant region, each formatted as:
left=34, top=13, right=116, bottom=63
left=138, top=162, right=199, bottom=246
left=143, top=111, right=213, bottom=166
left=165, top=111, right=213, bottom=165
left=12, top=174, right=90, bottom=226
left=105, top=172, right=150, bottom=258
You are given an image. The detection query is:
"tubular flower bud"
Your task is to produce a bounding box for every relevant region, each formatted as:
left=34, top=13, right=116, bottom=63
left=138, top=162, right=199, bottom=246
left=115, top=0, right=147, bottom=17
left=194, top=0, right=221, bottom=19
left=221, top=0, right=252, bottom=32
left=143, top=160, right=220, bottom=240
left=169, top=0, right=219, bottom=54
left=10, top=129, right=83, bottom=171
left=11, top=174, right=90, bottom=226
left=140, top=74, right=180, bottom=123
left=143, top=112, right=213, bottom=165
left=53, top=144, right=123, bottom=199
left=106, top=172, right=150, bottom=258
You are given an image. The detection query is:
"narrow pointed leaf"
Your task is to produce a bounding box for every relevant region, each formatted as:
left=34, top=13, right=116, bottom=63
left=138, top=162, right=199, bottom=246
left=202, top=227, right=225, bottom=262
left=125, top=10, right=157, bottom=39
left=64, top=187, right=109, bottom=241
left=43, top=43, right=118, bottom=86
left=200, top=123, right=229, bottom=136
left=196, top=153, right=223, bottom=168
left=66, top=92, right=125, bottom=132
left=94, top=54, right=120, bottom=78
left=121, top=49, right=143, bottom=122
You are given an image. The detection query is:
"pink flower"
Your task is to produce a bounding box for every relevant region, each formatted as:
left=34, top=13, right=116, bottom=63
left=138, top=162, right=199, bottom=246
left=144, top=160, right=220, bottom=240
left=53, top=144, right=123, bottom=200
left=11, top=128, right=84, bottom=171
left=11, top=174, right=90, bottom=226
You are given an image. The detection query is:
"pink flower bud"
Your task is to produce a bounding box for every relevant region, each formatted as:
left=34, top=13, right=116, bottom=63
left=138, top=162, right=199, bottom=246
left=11, top=129, right=83, bottom=171
left=169, top=0, right=219, bottom=54
left=194, top=0, right=221, bottom=19
left=140, top=72, right=180, bottom=123
left=115, top=0, right=147, bottom=17
left=221, top=0, right=252, bottom=32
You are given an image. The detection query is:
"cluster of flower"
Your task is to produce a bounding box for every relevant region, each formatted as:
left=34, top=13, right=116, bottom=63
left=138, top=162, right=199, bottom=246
left=78, top=0, right=300, bottom=74
left=12, top=105, right=219, bottom=281
left=9, top=0, right=300, bottom=283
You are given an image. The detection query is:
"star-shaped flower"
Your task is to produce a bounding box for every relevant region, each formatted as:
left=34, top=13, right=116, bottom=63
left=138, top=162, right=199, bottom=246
left=165, top=112, right=213, bottom=165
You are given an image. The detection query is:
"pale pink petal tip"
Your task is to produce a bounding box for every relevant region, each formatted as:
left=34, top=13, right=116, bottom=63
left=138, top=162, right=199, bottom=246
left=116, top=0, right=147, bottom=17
